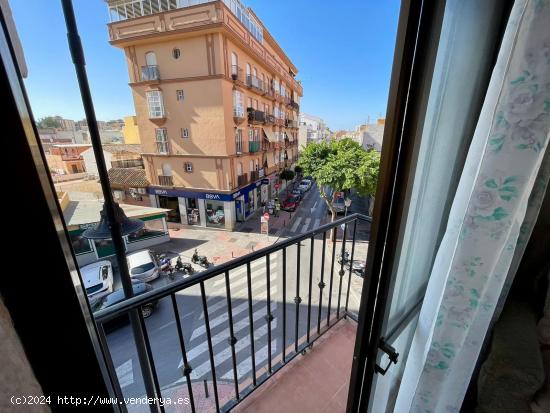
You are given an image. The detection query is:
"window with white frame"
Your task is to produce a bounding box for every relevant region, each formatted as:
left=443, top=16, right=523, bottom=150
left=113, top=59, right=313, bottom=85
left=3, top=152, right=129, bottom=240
left=146, top=90, right=165, bottom=118
left=184, top=162, right=193, bottom=173
left=233, top=90, right=244, bottom=117
left=176, top=90, right=184, bottom=101
left=181, top=128, right=189, bottom=138
left=155, top=128, right=169, bottom=154
left=235, top=129, right=243, bottom=153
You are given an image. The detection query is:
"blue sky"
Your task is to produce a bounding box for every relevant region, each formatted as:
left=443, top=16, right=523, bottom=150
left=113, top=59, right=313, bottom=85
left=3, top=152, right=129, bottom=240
left=11, top=0, right=400, bottom=131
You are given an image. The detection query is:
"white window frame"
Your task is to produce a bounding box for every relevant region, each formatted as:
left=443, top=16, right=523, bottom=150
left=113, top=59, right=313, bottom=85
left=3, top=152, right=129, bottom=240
left=176, top=89, right=184, bottom=101
left=155, top=128, right=169, bottom=154
left=184, top=162, right=193, bottom=173
left=181, top=128, right=190, bottom=138
left=146, top=90, right=165, bottom=118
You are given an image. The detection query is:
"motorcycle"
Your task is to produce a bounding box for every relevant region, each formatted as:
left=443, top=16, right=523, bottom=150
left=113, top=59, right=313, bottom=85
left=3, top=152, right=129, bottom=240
left=192, top=249, right=211, bottom=268
left=337, top=250, right=366, bottom=277
left=175, top=256, right=195, bottom=275
left=156, top=253, right=175, bottom=278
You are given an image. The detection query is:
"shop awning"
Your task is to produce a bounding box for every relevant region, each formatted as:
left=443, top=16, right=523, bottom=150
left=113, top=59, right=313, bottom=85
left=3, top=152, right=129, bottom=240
left=262, top=127, right=277, bottom=143
left=284, top=130, right=294, bottom=142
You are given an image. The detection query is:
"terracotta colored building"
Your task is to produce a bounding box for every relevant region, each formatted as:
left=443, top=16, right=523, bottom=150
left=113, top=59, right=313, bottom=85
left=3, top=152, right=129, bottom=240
left=106, top=0, right=302, bottom=230
left=45, top=144, right=91, bottom=175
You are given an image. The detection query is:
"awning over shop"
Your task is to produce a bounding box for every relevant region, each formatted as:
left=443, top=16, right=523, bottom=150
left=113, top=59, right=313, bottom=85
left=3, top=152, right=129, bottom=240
left=262, top=127, right=277, bottom=143
left=283, top=130, right=294, bottom=142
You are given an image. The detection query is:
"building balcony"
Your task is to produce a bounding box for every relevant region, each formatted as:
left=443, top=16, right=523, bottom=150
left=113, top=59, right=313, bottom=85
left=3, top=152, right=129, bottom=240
left=156, top=142, right=170, bottom=154
left=247, top=108, right=265, bottom=124
left=231, top=65, right=244, bottom=83
left=141, top=65, right=160, bottom=82
left=291, top=100, right=300, bottom=111
left=246, top=74, right=264, bottom=93
left=157, top=175, right=173, bottom=186
left=265, top=114, right=276, bottom=125
left=250, top=170, right=259, bottom=182
left=275, top=118, right=285, bottom=127
left=233, top=107, right=246, bottom=125
left=249, top=140, right=261, bottom=153
left=237, top=173, right=249, bottom=187
left=60, top=154, right=82, bottom=161
left=93, top=214, right=367, bottom=413
left=286, top=119, right=298, bottom=129
left=264, top=88, right=276, bottom=100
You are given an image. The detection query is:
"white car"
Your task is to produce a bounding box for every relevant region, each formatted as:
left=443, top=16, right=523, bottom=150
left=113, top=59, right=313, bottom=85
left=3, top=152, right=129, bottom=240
left=81, top=260, right=113, bottom=299
left=127, top=250, right=161, bottom=282
left=298, top=179, right=312, bottom=192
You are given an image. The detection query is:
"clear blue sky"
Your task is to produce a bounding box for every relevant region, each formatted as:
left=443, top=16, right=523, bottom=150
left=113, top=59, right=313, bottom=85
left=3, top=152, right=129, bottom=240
left=11, top=0, right=400, bottom=131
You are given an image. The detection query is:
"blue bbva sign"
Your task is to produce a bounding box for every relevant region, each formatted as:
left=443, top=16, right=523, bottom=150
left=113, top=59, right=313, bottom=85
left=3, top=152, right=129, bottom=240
left=148, top=179, right=262, bottom=202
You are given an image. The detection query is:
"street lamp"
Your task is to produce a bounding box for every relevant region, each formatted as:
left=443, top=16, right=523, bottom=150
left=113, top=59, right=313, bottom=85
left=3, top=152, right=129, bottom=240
left=344, top=198, right=352, bottom=216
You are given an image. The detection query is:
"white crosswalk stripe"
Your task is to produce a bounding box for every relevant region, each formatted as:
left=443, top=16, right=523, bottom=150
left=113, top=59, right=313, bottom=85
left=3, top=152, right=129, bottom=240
left=189, top=320, right=278, bottom=379
left=116, top=359, right=134, bottom=389
left=222, top=339, right=278, bottom=380
left=179, top=297, right=278, bottom=368
left=314, top=218, right=321, bottom=229
left=301, top=217, right=311, bottom=233
left=290, top=217, right=302, bottom=233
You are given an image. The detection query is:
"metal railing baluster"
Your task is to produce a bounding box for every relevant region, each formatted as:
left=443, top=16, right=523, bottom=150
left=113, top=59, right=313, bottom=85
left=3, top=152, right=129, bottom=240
left=223, top=271, right=240, bottom=400
left=306, top=236, right=314, bottom=343
left=170, top=294, right=196, bottom=413
left=317, top=231, right=327, bottom=335
left=199, top=281, right=220, bottom=413
left=337, top=223, right=348, bottom=318
left=282, top=247, right=287, bottom=363
left=137, top=310, right=165, bottom=413
left=246, top=262, right=257, bottom=386
left=327, top=229, right=337, bottom=326
left=294, top=242, right=301, bottom=353
left=265, top=254, right=273, bottom=374
left=345, top=221, right=358, bottom=314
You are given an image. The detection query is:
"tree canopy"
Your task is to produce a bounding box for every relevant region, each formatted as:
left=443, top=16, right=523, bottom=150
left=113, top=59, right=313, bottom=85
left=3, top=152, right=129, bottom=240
left=37, top=116, right=62, bottom=129
left=297, top=138, right=380, bottom=217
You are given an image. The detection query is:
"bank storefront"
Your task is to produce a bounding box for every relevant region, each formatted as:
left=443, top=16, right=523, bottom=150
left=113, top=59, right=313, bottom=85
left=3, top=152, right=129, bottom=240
left=148, top=179, right=267, bottom=231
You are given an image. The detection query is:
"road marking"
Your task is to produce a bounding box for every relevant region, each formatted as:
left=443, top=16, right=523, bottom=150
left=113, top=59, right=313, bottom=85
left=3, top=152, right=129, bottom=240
left=222, top=339, right=278, bottom=380
left=290, top=217, right=302, bottom=233
left=180, top=295, right=279, bottom=368
left=301, top=217, right=311, bottom=233
left=313, top=218, right=321, bottom=229
left=115, top=359, right=134, bottom=389
left=189, top=320, right=278, bottom=379
left=312, top=200, right=318, bottom=210
left=212, top=258, right=277, bottom=288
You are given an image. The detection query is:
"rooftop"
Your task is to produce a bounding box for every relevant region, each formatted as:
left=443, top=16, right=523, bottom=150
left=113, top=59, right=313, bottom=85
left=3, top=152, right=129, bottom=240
left=108, top=167, right=149, bottom=188
left=97, top=144, right=142, bottom=154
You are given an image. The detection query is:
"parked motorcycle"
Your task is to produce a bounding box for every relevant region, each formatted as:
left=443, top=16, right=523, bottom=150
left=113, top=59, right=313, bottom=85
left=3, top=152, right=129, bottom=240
left=192, top=249, right=211, bottom=268
left=175, top=256, right=195, bottom=275
left=337, top=250, right=366, bottom=277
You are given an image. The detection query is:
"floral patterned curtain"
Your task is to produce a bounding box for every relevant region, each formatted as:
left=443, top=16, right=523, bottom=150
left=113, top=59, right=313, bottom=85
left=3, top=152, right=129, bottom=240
left=395, top=0, right=550, bottom=411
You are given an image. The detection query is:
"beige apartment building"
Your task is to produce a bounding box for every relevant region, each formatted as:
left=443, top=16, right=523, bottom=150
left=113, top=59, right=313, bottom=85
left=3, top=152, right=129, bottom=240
left=106, top=0, right=302, bottom=230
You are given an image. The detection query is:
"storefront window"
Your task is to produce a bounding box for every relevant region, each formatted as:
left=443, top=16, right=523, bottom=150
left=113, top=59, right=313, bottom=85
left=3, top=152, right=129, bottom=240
left=186, top=198, right=201, bottom=225
left=158, top=195, right=181, bottom=223
left=69, top=231, right=93, bottom=255
left=206, top=200, right=225, bottom=228
left=127, top=218, right=167, bottom=243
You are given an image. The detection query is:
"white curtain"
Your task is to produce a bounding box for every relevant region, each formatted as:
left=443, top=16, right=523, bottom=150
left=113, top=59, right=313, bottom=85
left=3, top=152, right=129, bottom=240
left=395, top=0, right=550, bottom=411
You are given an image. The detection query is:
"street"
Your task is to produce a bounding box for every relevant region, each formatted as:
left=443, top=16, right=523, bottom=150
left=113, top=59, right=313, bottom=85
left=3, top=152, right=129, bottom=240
left=104, top=180, right=371, bottom=409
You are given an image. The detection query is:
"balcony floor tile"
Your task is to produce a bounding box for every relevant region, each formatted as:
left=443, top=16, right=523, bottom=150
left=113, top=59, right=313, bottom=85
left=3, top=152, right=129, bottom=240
left=234, top=318, right=357, bottom=413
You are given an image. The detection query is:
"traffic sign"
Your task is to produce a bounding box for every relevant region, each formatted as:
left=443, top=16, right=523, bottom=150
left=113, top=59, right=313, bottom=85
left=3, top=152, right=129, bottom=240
left=263, top=212, right=270, bottom=221
left=275, top=183, right=280, bottom=189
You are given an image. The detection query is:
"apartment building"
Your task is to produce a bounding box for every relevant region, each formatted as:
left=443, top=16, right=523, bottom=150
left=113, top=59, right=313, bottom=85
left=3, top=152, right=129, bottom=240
left=106, top=0, right=302, bottom=230
left=298, top=113, right=329, bottom=150
left=45, top=143, right=91, bottom=175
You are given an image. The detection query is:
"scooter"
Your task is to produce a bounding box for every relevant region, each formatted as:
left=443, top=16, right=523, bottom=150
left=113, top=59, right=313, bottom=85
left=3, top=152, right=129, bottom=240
left=175, top=256, right=195, bottom=275
left=192, top=249, right=211, bottom=268
left=337, top=250, right=366, bottom=277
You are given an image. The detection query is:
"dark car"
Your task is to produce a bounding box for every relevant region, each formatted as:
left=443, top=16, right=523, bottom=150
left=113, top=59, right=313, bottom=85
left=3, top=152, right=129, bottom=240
left=282, top=195, right=301, bottom=211
left=91, top=282, right=157, bottom=332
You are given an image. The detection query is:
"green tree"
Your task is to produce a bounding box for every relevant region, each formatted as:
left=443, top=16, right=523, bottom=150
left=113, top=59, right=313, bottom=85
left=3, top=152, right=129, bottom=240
left=279, top=169, right=295, bottom=197
left=297, top=138, right=380, bottom=223
left=37, top=116, right=61, bottom=129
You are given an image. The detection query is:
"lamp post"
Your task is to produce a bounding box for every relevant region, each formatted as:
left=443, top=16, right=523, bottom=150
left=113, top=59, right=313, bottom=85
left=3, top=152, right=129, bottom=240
left=344, top=197, right=352, bottom=217
left=61, top=1, right=159, bottom=409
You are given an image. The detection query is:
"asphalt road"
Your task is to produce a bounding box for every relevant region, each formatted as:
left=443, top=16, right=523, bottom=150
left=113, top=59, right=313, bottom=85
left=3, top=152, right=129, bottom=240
left=103, top=183, right=370, bottom=406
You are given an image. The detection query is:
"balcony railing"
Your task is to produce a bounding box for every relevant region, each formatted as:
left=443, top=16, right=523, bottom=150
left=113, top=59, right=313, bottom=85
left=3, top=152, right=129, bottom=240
left=249, top=140, right=261, bottom=153
left=250, top=170, right=259, bottom=181
left=247, top=108, right=265, bottom=124
left=236, top=138, right=244, bottom=154
left=231, top=65, right=243, bottom=83
left=237, top=173, right=249, bottom=187
left=141, top=65, right=160, bottom=81
left=157, top=175, right=173, bottom=186
left=286, top=119, right=298, bottom=129
left=94, top=214, right=369, bottom=413
left=246, top=74, right=264, bottom=92
left=265, top=114, right=275, bottom=125
left=291, top=100, right=300, bottom=111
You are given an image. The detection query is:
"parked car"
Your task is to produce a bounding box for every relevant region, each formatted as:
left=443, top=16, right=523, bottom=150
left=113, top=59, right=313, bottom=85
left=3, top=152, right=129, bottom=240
left=332, top=196, right=347, bottom=215
left=291, top=189, right=303, bottom=199
left=81, top=260, right=113, bottom=300
left=282, top=195, right=301, bottom=211
left=298, top=179, right=313, bottom=191
left=127, top=250, right=160, bottom=282
left=91, top=282, right=157, bottom=332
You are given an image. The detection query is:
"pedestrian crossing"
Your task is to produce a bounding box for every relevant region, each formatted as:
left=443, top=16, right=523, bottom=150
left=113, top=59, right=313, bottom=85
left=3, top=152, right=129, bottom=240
left=289, top=216, right=325, bottom=234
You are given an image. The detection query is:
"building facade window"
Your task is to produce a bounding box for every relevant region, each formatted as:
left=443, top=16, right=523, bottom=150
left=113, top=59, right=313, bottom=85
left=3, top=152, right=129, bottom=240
left=176, top=90, right=184, bottom=101
left=206, top=200, right=225, bottom=228
left=233, top=90, right=244, bottom=117
left=172, top=48, right=181, bottom=59
left=235, top=129, right=243, bottom=154
left=182, top=128, right=189, bottom=138
left=146, top=90, right=165, bottom=118
left=155, top=128, right=169, bottom=154
left=184, top=162, right=193, bottom=173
